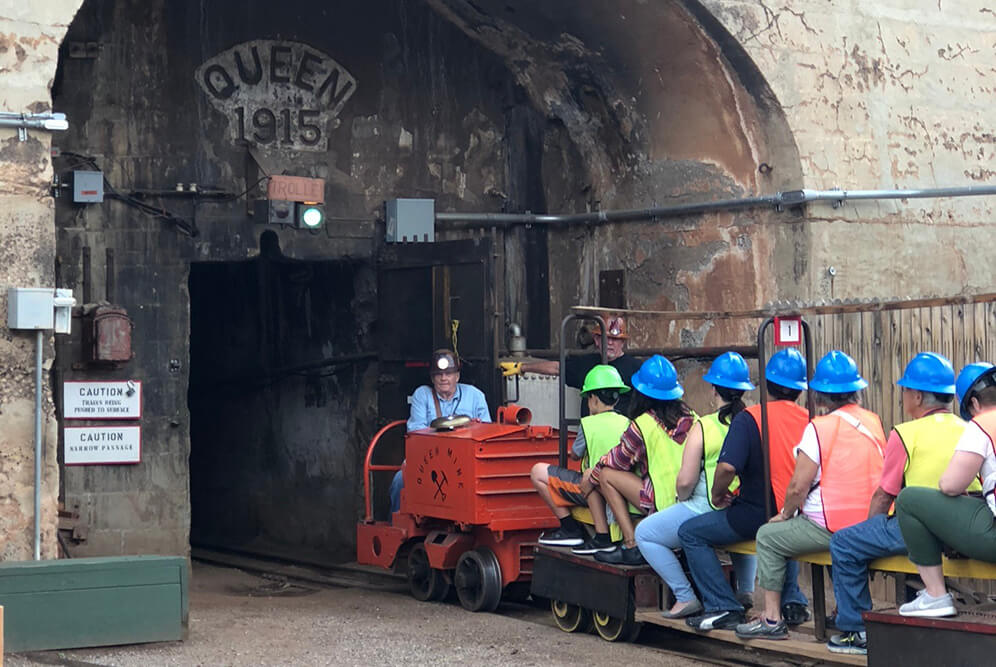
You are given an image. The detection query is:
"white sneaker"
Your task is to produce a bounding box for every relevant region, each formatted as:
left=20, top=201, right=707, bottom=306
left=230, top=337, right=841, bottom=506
left=898, top=590, right=956, bottom=618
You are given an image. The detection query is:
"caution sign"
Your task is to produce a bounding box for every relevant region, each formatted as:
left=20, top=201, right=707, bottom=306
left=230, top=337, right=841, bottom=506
left=63, top=381, right=142, bottom=420
left=64, top=426, right=142, bottom=465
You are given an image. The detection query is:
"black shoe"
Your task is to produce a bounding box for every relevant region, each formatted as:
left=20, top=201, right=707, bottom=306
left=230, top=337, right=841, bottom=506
left=781, top=602, right=812, bottom=626
left=736, top=591, right=754, bottom=611
left=538, top=526, right=585, bottom=547
left=571, top=535, right=616, bottom=555
left=826, top=612, right=838, bottom=629
left=827, top=631, right=867, bottom=655
left=594, top=545, right=646, bottom=565
left=685, top=610, right=746, bottom=631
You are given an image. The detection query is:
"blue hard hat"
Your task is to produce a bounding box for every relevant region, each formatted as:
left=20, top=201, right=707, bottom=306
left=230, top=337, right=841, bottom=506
left=809, top=350, right=867, bottom=394
left=703, top=351, right=755, bottom=391
left=766, top=348, right=808, bottom=391
left=956, top=362, right=996, bottom=420
left=896, top=352, right=956, bottom=395
left=631, top=354, right=684, bottom=401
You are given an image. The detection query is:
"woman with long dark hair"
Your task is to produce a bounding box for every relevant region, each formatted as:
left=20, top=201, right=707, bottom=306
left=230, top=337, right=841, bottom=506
left=635, top=352, right=757, bottom=617
left=580, top=355, right=694, bottom=566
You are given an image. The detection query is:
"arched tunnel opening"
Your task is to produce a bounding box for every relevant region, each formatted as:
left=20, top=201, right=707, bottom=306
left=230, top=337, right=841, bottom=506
left=50, top=0, right=800, bottom=563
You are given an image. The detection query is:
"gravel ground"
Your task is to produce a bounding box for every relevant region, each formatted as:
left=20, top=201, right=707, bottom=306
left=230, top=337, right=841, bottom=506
left=7, top=562, right=709, bottom=667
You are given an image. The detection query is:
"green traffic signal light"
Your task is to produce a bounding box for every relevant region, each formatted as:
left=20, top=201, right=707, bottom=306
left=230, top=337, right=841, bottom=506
left=296, top=202, right=325, bottom=229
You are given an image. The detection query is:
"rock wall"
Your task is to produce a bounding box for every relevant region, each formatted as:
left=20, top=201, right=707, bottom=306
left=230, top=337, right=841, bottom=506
left=0, top=2, right=83, bottom=560
left=700, top=0, right=996, bottom=301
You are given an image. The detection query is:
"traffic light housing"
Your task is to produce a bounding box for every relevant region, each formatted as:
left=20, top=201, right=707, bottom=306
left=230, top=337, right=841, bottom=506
left=296, top=202, right=325, bottom=230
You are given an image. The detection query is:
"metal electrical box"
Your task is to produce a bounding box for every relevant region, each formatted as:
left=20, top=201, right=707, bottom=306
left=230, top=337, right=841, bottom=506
left=81, top=305, right=133, bottom=363
left=72, top=170, right=104, bottom=203
left=8, top=287, right=55, bottom=329
left=386, top=198, right=434, bottom=242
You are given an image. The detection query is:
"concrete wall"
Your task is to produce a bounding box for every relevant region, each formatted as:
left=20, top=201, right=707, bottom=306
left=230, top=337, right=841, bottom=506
left=0, top=2, right=83, bottom=560
left=699, top=0, right=996, bottom=302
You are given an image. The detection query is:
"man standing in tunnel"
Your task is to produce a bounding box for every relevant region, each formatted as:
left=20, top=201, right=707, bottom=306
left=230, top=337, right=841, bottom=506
left=500, top=314, right=641, bottom=417
left=390, top=349, right=491, bottom=515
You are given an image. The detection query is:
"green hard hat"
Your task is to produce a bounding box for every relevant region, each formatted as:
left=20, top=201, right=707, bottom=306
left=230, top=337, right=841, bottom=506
left=581, top=364, right=631, bottom=395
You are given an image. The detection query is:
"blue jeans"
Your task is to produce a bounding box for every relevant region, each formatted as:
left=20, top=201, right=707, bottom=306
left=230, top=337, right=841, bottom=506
left=678, top=508, right=808, bottom=612
left=829, top=514, right=906, bottom=632
left=390, top=469, right=404, bottom=515
left=637, top=504, right=757, bottom=603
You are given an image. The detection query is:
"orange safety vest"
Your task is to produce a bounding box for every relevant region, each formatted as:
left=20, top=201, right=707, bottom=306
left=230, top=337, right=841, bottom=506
left=813, top=404, right=887, bottom=532
left=746, top=401, right=810, bottom=512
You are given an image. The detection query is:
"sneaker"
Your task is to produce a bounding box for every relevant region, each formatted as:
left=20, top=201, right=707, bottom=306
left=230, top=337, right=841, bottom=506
left=898, top=589, right=956, bottom=618
left=735, top=617, right=789, bottom=640
left=594, top=545, right=646, bottom=565
left=736, top=591, right=754, bottom=611
left=571, top=535, right=616, bottom=555
left=781, top=602, right=812, bottom=626
left=538, top=526, right=585, bottom=547
left=685, top=610, right=746, bottom=631
left=827, top=631, right=867, bottom=655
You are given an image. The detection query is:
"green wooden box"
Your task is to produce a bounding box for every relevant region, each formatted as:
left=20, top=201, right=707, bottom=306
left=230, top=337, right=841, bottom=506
left=0, top=556, right=188, bottom=652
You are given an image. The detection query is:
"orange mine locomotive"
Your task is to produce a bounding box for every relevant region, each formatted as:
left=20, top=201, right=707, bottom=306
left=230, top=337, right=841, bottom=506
left=357, top=405, right=571, bottom=611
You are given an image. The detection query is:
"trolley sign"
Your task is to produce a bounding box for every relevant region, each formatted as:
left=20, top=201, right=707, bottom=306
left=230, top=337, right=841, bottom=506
left=773, top=316, right=803, bottom=346
left=63, top=380, right=142, bottom=420
left=64, top=425, right=141, bottom=465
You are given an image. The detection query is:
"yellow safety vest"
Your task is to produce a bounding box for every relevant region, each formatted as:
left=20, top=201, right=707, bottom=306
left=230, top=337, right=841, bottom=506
left=635, top=412, right=686, bottom=512
left=581, top=411, right=632, bottom=471
left=699, top=411, right=740, bottom=510
left=894, top=411, right=981, bottom=492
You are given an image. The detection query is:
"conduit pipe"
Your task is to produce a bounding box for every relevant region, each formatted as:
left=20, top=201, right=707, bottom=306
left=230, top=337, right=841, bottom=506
left=0, top=112, right=69, bottom=141
left=434, top=185, right=996, bottom=226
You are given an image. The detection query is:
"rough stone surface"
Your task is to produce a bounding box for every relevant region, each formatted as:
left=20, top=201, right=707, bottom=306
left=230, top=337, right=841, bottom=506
left=0, top=2, right=84, bottom=561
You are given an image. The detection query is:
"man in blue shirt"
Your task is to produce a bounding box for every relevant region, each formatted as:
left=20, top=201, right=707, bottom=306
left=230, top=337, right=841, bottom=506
left=390, top=349, right=491, bottom=514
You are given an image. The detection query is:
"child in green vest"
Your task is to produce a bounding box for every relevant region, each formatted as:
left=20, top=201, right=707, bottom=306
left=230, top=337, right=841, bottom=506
left=531, top=365, right=632, bottom=553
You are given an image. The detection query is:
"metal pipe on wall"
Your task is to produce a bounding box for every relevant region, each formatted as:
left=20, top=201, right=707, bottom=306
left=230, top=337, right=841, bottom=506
left=34, top=330, right=43, bottom=560
left=435, top=185, right=996, bottom=226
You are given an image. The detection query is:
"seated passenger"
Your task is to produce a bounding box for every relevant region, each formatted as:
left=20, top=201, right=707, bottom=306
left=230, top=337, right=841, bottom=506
left=828, top=352, right=973, bottom=653
left=894, top=362, right=996, bottom=618
left=734, top=350, right=886, bottom=640
left=532, top=364, right=631, bottom=552
left=636, top=351, right=758, bottom=619
left=390, top=349, right=490, bottom=514
left=581, top=355, right=695, bottom=566
left=680, top=349, right=811, bottom=631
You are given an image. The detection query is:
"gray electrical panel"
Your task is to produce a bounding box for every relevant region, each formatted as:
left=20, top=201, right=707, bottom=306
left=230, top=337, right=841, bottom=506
left=386, top=198, right=434, bottom=242
left=73, top=170, right=104, bottom=203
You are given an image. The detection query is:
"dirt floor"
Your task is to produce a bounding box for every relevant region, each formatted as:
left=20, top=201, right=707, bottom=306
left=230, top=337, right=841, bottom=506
left=6, top=562, right=719, bottom=667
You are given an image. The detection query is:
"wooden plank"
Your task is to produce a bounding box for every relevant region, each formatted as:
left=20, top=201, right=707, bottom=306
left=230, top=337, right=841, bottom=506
left=953, top=304, right=968, bottom=380
left=634, top=610, right=867, bottom=666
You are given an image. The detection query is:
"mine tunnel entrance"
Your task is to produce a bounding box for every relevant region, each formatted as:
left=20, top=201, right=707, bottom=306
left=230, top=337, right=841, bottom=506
left=187, top=242, right=375, bottom=564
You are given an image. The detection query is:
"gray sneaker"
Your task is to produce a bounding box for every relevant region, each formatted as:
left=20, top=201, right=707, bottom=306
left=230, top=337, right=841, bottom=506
left=735, top=617, right=789, bottom=640
left=898, top=590, right=956, bottom=618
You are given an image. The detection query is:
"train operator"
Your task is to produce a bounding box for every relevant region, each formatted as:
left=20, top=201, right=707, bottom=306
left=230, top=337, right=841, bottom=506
left=827, top=353, right=973, bottom=654
left=735, top=351, right=886, bottom=641
left=893, top=362, right=996, bottom=618
left=389, top=349, right=491, bottom=515
left=679, top=349, right=812, bottom=632
left=500, top=314, right=641, bottom=417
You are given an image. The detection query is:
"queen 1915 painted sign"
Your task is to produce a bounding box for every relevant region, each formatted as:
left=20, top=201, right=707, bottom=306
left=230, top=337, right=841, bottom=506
left=195, top=41, right=356, bottom=152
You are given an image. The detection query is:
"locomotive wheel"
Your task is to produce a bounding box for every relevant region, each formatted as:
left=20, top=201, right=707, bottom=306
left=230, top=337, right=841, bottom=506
left=407, top=543, right=449, bottom=602
left=454, top=547, right=503, bottom=612
left=592, top=611, right=641, bottom=642
left=551, top=599, right=593, bottom=633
